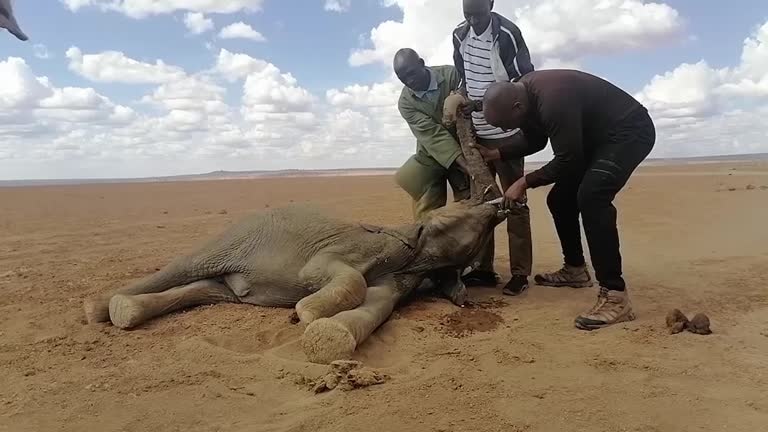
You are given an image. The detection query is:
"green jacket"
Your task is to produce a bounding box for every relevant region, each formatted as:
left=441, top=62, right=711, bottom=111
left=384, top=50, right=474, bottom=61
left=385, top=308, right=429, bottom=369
left=395, top=65, right=466, bottom=200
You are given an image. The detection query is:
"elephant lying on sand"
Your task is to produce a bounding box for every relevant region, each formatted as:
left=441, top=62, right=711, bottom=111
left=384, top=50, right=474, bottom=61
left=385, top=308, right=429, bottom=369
left=84, top=200, right=507, bottom=364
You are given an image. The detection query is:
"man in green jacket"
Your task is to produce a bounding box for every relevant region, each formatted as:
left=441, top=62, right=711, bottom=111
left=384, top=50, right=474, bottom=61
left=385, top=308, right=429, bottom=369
left=393, top=47, right=494, bottom=286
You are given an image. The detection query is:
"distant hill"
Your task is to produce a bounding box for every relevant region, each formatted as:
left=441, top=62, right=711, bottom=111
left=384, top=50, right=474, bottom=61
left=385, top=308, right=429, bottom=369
left=2, top=153, right=767, bottom=188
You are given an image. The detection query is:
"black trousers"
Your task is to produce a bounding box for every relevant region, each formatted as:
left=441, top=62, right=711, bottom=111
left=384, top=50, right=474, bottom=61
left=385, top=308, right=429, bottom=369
left=546, top=108, right=656, bottom=291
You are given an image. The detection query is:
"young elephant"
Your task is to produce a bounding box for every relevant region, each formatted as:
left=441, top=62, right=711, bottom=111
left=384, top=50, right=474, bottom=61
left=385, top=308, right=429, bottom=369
left=84, top=200, right=507, bottom=364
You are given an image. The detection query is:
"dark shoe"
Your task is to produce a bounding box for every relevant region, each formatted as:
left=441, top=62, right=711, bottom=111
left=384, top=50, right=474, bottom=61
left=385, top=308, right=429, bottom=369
left=461, top=270, right=499, bottom=287
left=502, top=275, right=529, bottom=296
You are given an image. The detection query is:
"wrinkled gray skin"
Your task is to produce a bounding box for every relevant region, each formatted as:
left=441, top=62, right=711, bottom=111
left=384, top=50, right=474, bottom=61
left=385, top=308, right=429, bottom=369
left=0, top=0, right=28, bottom=41
left=84, top=200, right=507, bottom=364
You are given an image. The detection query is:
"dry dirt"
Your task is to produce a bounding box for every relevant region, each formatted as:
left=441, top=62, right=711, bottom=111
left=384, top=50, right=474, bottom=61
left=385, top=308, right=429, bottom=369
left=1, top=161, right=768, bottom=432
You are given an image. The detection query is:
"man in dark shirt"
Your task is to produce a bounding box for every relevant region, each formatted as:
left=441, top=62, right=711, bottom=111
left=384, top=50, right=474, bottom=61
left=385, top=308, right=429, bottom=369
left=470, top=69, right=656, bottom=331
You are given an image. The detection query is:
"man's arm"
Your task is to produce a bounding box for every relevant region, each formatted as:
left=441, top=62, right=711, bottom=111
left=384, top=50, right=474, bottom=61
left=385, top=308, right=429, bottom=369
left=498, top=17, right=534, bottom=77
left=452, top=29, right=467, bottom=93
left=497, top=129, right=548, bottom=160
left=399, top=101, right=462, bottom=169
left=509, top=22, right=534, bottom=75
left=524, top=105, right=585, bottom=188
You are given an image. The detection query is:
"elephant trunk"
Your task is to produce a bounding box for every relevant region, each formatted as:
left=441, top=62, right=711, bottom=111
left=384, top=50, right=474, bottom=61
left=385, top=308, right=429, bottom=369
left=442, top=91, right=503, bottom=203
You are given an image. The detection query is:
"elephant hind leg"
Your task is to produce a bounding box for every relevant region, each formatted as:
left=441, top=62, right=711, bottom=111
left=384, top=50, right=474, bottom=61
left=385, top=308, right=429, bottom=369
left=302, top=284, right=401, bottom=364
left=109, top=279, right=240, bottom=329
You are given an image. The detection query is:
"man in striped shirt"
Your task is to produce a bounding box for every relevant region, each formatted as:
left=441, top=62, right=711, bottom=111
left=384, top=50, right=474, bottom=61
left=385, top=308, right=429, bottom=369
left=452, top=0, right=534, bottom=296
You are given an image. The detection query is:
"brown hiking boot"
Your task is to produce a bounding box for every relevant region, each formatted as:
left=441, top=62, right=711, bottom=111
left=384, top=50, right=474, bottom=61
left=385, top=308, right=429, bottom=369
left=534, top=264, right=593, bottom=288
left=574, top=287, right=636, bottom=331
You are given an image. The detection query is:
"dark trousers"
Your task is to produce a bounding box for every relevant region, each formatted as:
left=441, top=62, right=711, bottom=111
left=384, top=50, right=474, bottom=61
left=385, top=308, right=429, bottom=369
left=474, top=136, right=533, bottom=277
left=547, top=108, right=655, bottom=290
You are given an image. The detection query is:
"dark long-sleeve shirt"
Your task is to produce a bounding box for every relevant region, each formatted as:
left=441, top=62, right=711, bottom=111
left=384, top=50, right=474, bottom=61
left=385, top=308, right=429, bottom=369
left=498, top=70, right=647, bottom=188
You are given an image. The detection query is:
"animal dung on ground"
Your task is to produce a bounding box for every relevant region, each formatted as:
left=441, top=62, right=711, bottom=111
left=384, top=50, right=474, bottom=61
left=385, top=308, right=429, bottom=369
left=665, top=308, right=689, bottom=334
left=665, top=309, right=712, bottom=335
left=687, top=313, right=712, bottom=335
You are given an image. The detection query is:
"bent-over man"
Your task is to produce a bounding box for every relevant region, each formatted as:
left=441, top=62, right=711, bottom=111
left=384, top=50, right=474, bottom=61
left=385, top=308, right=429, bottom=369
left=474, top=69, right=656, bottom=330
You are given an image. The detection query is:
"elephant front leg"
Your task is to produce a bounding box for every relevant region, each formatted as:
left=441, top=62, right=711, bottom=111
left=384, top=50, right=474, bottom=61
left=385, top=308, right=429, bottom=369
left=295, top=258, right=367, bottom=324
left=301, top=284, right=401, bottom=364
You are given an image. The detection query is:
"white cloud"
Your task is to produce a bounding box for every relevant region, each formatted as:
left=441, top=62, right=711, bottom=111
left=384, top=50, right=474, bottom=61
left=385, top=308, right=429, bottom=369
left=0, top=56, right=135, bottom=132
left=636, top=21, right=768, bottom=157
left=350, top=0, right=683, bottom=69
left=33, top=44, right=51, bottom=60
left=325, top=0, right=351, bottom=13
left=218, top=22, right=266, bottom=42
left=60, top=0, right=265, bottom=19
left=213, top=48, right=270, bottom=81
left=326, top=82, right=402, bottom=107
left=183, top=12, right=214, bottom=35
left=65, top=47, right=187, bottom=84
left=4, top=12, right=768, bottom=181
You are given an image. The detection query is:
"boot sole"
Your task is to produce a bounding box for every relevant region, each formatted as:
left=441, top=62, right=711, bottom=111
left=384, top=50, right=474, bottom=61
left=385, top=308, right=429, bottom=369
left=574, top=311, right=636, bottom=331
left=534, top=280, right=594, bottom=288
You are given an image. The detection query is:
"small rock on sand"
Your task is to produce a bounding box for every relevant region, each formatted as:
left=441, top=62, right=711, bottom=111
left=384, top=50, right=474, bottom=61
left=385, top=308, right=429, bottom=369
left=687, top=313, right=712, bottom=335
left=746, top=184, right=756, bottom=190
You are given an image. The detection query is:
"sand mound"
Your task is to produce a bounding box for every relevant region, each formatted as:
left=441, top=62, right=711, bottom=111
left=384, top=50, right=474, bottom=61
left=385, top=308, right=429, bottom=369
left=289, top=360, right=388, bottom=394
left=3, top=164, right=768, bottom=432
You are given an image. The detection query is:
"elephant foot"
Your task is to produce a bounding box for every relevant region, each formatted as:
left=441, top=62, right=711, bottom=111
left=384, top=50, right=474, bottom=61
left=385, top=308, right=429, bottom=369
left=83, top=296, right=111, bottom=324
left=109, top=295, right=146, bottom=329
left=443, top=279, right=468, bottom=306
left=302, top=318, right=356, bottom=365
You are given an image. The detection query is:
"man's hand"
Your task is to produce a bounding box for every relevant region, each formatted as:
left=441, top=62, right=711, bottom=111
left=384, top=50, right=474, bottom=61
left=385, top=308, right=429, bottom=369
left=454, top=155, right=470, bottom=174
left=503, top=177, right=529, bottom=209
left=470, top=142, right=501, bottom=162
left=459, top=100, right=481, bottom=118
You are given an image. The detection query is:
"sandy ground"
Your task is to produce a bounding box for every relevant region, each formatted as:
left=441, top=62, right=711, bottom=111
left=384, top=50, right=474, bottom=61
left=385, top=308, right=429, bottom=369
left=1, top=161, right=768, bottom=432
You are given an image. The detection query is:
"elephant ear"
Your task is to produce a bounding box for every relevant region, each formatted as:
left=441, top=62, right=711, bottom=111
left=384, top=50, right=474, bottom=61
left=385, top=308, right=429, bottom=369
left=360, top=223, right=424, bottom=249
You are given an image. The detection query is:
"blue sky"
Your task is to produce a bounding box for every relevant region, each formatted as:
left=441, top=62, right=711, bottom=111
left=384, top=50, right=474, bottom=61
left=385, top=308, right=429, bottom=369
left=1, top=0, right=767, bottom=180
left=3, top=0, right=764, bottom=94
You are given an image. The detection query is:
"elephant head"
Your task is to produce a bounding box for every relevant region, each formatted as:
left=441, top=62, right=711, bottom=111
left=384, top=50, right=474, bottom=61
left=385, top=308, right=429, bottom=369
left=404, top=199, right=507, bottom=274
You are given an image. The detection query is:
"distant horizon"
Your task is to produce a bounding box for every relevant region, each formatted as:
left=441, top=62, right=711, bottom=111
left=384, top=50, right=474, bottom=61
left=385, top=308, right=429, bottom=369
left=2, top=152, right=767, bottom=188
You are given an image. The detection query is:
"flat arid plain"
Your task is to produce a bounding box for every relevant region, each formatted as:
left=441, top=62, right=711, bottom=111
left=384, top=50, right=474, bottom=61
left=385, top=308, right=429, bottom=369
left=1, top=159, right=768, bottom=432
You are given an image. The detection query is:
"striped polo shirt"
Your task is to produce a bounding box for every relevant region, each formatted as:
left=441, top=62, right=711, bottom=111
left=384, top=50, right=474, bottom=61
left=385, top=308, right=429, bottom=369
left=464, top=24, right=514, bottom=140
